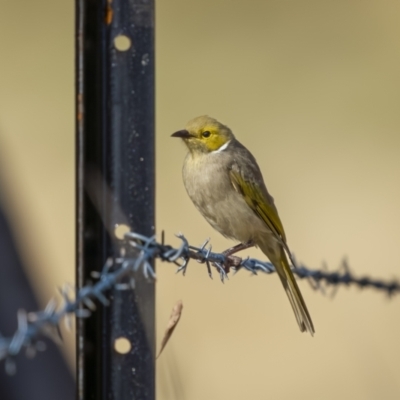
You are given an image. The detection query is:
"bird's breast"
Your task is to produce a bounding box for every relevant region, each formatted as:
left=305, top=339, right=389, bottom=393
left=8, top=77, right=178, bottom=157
left=182, top=153, right=268, bottom=243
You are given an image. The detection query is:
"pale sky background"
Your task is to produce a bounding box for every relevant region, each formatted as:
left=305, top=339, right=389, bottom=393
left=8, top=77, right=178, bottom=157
left=0, top=1, right=400, bottom=399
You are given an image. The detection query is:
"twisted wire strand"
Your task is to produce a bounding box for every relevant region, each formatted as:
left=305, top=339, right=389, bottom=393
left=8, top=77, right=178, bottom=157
left=0, top=231, right=398, bottom=374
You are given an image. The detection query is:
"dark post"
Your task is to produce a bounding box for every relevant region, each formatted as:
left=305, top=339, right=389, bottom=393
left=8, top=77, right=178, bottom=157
left=75, top=0, right=155, bottom=399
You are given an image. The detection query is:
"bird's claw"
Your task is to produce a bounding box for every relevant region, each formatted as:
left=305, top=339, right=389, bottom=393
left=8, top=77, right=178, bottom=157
left=212, top=262, right=229, bottom=283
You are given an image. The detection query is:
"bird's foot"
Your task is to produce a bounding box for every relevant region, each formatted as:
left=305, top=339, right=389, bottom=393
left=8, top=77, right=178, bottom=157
left=221, top=240, right=255, bottom=273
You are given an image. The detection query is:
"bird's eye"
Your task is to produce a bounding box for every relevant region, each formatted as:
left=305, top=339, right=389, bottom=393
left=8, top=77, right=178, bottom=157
left=202, top=131, right=211, bottom=138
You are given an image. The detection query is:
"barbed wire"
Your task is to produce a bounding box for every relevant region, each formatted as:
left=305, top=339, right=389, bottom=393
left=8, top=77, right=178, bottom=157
left=0, top=231, right=399, bottom=374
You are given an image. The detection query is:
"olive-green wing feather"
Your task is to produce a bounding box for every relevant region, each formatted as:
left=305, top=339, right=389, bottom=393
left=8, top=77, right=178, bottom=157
left=229, top=168, right=287, bottom=245
left=229, top=166, right=315, bottom=335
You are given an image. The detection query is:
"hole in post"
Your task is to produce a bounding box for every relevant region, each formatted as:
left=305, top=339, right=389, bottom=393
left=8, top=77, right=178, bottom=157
left=114, top=35, right=131, bottom=51
left=114, top=223, right=130, bottom=240
left=114, top=337, right=132, bottom=354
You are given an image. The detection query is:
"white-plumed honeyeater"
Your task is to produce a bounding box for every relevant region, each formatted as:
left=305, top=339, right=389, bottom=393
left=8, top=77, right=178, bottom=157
left=172, top=115, right=314, bottom=335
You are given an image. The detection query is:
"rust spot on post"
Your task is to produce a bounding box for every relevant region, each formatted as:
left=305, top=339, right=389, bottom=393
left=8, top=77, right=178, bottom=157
left=105, top=0, right=113, bottom=25
left=77, top=93, right=83, bottom=121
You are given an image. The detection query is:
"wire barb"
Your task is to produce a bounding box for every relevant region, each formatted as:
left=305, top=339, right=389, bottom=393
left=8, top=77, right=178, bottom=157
left=0, top=231, right=399, bottom=373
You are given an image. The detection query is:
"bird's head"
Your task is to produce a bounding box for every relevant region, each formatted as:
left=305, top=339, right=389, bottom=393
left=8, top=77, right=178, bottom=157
left=171, top=115, right=234, bottom=154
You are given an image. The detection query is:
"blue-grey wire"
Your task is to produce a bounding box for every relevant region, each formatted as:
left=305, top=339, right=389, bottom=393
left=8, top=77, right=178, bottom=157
left=0, top=231, right=399, bottom=374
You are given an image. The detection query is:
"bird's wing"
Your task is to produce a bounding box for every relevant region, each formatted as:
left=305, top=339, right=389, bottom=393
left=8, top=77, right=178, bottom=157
left=228, top=166, right=287, bottom=244
left=229, top=155, right=313, bottom=334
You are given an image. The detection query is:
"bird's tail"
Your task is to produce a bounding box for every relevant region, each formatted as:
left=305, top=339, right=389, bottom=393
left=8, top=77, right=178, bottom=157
left=260, top=243, right=315, bottom=336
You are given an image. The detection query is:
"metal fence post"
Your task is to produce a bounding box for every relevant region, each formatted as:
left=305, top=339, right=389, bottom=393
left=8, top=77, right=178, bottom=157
left=76, top=0, right=155, bottom=399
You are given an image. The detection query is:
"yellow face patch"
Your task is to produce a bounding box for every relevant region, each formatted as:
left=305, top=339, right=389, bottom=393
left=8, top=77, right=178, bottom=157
left=197, top=126, right=230, bottom=151
left=182, top=116, right=234, bottom=154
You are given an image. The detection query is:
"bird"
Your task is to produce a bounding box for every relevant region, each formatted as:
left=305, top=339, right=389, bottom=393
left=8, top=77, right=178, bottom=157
left=171, top=115, right=314, bottom=335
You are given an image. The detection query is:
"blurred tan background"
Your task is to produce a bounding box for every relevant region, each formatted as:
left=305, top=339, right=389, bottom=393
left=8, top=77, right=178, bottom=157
left=1, top=0, right=400, bottom=399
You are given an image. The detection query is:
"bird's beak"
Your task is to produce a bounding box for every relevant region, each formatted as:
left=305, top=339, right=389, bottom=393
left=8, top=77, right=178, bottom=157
left=171, top=129, right=192, bottom=139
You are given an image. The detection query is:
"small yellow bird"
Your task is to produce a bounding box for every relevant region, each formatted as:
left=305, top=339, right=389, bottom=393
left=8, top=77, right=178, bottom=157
left=172, top=115, right=314, bottom=335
